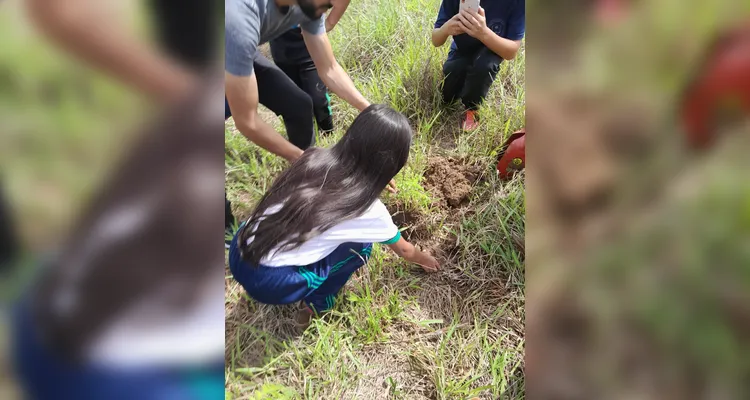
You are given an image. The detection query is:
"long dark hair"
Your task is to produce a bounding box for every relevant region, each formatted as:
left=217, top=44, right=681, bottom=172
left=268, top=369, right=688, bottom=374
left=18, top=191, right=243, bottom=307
left=239, top=104, right=412, bottom=265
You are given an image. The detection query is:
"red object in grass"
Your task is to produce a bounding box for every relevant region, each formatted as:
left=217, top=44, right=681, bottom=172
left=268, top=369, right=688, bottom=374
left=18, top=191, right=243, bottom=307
left=595, top=0, right=629, bottom=25
left=496, top=128, right=525, bottom=180
left=680, top=23, right=750, bottom=149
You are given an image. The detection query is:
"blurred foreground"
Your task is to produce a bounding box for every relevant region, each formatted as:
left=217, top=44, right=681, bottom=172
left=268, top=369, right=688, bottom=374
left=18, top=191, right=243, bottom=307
left=1, top=0, right=224, bottom=399
left=527, top=0, right=750, bottom=398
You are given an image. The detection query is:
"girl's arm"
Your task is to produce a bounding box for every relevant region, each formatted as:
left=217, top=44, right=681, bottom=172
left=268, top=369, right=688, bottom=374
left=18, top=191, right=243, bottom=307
left=387, top=237, right=439, bottom=272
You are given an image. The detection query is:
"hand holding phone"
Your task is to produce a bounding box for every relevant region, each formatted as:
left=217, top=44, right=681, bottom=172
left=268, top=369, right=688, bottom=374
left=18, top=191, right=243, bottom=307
left=457, top=4, right=487, bottom=39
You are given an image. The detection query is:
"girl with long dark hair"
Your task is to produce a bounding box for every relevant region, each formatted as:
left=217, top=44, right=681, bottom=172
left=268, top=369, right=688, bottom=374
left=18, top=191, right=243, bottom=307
left=228, top=104, right=439, bottom=325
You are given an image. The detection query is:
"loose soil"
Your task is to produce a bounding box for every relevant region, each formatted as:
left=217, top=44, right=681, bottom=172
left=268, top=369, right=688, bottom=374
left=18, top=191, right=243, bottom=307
left=386, top=156, right=484, bottom=264
left=423, top=156, right=483, bottom=208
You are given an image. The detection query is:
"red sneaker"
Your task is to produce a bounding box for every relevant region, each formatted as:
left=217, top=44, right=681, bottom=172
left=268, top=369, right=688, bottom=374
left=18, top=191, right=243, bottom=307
left=462, top=110, right=479, bottom=132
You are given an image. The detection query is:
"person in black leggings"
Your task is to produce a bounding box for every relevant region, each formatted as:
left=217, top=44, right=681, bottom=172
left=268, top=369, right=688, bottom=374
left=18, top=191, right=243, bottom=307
left=269, top=26, right=334, bottom=134
left=222, top=2, right=351, bottom=240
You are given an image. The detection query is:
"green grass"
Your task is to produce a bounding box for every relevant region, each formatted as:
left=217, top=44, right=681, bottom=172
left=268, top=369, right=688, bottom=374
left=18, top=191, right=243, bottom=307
left=225, top=0, right=526, bottom=398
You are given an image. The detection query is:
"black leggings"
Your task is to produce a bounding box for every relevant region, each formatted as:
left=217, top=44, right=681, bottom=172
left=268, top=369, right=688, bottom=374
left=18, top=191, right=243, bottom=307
left=224, top=54, right=324, bottom=229
left=225, top=53, right=317, bottom=150
left=276, top=59, right=333, bottom=133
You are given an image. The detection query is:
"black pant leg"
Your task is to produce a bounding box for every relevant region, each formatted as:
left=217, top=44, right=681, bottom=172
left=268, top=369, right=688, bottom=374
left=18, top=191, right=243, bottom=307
left=442, top=54, right=472, bottom=104
left=254, top=54, right=316, bottom=150
left=298, top=60, right=333, bottom=133
left=275, top=62, right=303, bottom=87
left=460, top=47, right=502, bottom=110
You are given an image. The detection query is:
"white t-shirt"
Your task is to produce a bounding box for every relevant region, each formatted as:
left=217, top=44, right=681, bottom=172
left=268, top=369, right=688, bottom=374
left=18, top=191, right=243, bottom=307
left=246, top=199, right=401, bottom=267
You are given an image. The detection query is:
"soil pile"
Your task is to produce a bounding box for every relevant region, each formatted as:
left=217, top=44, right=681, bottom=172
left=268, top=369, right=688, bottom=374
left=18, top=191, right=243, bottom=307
left=423, top=157, right=482, bottom=207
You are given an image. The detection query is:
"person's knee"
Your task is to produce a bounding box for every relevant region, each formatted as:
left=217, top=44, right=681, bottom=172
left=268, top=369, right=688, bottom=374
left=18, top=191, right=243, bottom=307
left=443, top=59, right=465, bottom=77
left=473, top=56, right=501, bottom=76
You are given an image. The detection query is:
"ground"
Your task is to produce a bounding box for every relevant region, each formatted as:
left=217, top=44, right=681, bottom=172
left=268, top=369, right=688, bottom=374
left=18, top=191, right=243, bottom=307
left=224, top=0, right=526, bottom=398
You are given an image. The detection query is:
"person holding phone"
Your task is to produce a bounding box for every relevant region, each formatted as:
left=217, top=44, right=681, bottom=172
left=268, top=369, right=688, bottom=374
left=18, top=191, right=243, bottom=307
left=431, top=0, right=525, bottom=131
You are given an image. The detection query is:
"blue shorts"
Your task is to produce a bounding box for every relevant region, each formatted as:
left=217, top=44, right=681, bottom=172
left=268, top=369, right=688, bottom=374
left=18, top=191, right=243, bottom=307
left=10, top=295, right=224, bottom=400
left=228, top=232, right=372, bottom=313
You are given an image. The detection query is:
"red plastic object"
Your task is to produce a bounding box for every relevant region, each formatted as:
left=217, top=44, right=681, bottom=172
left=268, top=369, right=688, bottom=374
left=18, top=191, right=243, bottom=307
left=496, top=128, right=525, bottom=180
left=680, top=23, right=750, bottom=149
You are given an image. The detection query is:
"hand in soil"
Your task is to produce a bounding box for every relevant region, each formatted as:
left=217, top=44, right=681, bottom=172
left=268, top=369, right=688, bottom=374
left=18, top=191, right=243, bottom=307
left=416, top=252, right=440, bottom=272
left=386, top=179, right=397, bottom=194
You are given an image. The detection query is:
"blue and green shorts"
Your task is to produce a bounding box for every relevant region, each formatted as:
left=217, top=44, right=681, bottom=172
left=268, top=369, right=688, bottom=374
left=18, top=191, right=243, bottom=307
left=228, top=233, right=374, bottom=313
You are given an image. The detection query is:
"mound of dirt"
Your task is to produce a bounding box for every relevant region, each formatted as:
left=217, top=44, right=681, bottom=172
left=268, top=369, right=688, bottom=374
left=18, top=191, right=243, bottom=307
left=423, top=157, right=482, bottom=208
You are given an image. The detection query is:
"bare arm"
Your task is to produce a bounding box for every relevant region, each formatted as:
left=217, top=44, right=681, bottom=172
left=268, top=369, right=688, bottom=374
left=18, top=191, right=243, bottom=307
left=431, top=25, right=451, bottom=47
left=388, top=237, right=439, bottom=272
left=479, top=31, right=522, bottom=61
left=26, top=0, right=195, bottom=104
left=302, top=31, right=370, bottom=112
left=325, top=0, right=351, bottom=32
left=225, top=72, right=304, bottom=162
left=432, top=14, right=464, bottom=47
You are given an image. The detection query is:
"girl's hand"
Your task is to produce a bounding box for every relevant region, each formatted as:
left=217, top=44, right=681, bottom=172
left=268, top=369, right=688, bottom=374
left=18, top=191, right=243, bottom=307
left=386, top=179, right=397, bottom=194
left=416, top=251, right=439, bottom=272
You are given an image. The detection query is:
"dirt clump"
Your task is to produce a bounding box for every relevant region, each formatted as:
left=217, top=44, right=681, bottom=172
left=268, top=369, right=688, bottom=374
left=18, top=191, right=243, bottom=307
left=423, top=157, right=482, bottom=208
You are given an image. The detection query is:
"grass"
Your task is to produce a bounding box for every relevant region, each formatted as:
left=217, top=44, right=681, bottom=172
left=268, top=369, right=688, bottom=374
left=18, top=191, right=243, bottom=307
left=224, top=0, right=526, bottom=398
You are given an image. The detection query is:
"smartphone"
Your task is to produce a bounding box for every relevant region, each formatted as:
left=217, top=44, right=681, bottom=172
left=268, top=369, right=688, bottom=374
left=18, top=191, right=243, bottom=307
left=459, top=0, right=480, bottom=13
